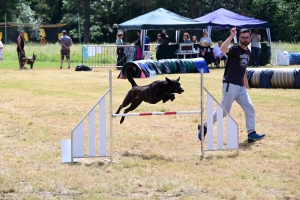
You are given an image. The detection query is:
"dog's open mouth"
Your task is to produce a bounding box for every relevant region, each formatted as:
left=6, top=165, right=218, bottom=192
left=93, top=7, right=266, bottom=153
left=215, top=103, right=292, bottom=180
left=175, top=89, right=184, bottom=94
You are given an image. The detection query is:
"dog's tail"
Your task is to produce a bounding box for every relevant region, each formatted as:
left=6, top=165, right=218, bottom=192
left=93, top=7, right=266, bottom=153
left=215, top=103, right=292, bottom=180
left=125, top=64, right=138, bottom=87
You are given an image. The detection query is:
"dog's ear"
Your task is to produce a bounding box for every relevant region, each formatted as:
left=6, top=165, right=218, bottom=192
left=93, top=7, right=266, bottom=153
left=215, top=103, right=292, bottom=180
left=165, top=77, right=171, bottom=83
left=176, top=77, right=180, bottom=82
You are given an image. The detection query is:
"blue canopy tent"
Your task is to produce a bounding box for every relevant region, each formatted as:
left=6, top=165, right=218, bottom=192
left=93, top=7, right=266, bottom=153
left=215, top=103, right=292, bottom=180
left=118, top=8, right=206, bottom=56
left=194, top=8, right=272, bottom=50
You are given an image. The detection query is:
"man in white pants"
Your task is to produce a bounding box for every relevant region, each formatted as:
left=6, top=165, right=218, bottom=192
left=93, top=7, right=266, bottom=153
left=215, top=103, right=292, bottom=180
left=198, top=27, right=265, bottom=142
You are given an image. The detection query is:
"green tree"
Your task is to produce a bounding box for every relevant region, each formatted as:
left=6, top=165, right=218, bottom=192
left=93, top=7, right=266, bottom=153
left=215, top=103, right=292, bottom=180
left=17, top=2, right=42, bottom=40
left=251, top=0, right=300, bottom=41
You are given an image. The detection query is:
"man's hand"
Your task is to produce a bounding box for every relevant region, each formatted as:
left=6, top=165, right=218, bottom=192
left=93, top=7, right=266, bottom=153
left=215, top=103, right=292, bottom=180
left=244, top=73, right=250, bottom=90
left=230, top=27, right=237, bottom=37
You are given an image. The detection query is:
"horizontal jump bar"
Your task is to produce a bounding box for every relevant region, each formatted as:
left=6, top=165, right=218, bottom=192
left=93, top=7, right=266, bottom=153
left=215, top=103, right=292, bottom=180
left=112, top=111, right=201, bottom=117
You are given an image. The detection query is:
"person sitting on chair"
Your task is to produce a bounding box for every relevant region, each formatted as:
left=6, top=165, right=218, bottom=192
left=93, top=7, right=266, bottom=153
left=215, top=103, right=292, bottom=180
left=213, top=40, right=227, bottom=68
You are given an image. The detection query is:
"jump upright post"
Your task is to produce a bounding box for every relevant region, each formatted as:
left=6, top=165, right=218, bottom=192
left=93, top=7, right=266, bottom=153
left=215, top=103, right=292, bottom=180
left=61, top=71, right=115, bottom=163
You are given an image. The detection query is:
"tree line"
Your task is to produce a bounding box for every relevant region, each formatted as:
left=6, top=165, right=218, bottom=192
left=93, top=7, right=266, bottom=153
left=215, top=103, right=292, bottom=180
left=0, top=0, right=299, bottom=43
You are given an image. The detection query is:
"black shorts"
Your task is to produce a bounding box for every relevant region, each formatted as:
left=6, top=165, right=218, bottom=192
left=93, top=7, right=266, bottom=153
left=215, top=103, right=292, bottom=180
left=17, top=51, right=26, bottom=61
left=61, top=50, right=70, bottom=60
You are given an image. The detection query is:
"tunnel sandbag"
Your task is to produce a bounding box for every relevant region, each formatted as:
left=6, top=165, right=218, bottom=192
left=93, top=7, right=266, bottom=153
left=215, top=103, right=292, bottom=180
left=250, top=69, right=260, bottom=88
left=271, top=68, right=295, bottom=88
left=191, top=58, right=210, bottom=73
left=246, top=69, right=255, bottom=88
left=294, top=69, right=300, bottom=88
left=145, top=61, right=163, bottom=75
left=259, top=69, right=274, bottom=88
left=176, top=59, right=187, bottom=73
left=136, top=61, right=152, bottom=78
left=249, top=68, right=274, bottom=88
left=159, top=60, right=172, bottom=74
left=153, top=60, right=164, bottom=73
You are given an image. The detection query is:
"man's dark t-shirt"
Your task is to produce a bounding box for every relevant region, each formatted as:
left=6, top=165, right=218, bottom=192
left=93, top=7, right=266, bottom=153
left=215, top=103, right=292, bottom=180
left=223, top=44, right=250, bottom=86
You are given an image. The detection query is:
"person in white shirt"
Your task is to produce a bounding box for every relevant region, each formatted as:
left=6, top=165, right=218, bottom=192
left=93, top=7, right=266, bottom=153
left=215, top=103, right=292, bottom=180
left=213, top=40, right=227, bottom=68
left=0, top=40, right=3, bottom=61
left=250, top=29, right=261, bottom=67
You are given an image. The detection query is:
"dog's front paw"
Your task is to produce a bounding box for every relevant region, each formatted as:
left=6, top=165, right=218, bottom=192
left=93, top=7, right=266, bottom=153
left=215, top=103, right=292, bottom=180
left=170, top=93, right=175, bottom=101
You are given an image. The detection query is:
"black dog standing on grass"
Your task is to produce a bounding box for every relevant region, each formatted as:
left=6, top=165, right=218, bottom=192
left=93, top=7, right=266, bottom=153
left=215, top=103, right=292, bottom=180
left=115, top=65, right=184, bottom=124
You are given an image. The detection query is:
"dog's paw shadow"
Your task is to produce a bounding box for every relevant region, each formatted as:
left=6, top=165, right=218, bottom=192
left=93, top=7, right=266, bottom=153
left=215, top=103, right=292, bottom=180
left=122, top=151, right=173, bottom=162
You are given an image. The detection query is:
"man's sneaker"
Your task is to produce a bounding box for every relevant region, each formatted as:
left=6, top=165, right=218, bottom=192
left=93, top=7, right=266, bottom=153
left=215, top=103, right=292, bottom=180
left=248, top=131, right=265, bottom=141
left=68, top=66, right=70, bottom=69
left=60, top=66, right=62, bottom=69
left=197, top=124, right=207, bottom=141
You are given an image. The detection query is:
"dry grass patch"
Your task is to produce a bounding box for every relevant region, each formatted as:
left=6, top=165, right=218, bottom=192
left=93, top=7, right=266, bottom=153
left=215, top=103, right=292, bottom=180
left=0, top=67, right=299, bottom=199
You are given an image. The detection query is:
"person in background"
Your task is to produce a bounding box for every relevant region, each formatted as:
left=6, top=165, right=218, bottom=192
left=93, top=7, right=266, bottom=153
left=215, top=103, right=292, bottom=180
left=60, top=30, right=73, bottom=69
left=157, top=33, right=161, bottom=44
left=250, top=29, right=261, bottom=67
left=0, top=40, right=3, bottom=62
left=17, top=30, right=26, bottom=70
left=161, top=30, right=169, bottom=45
left=162, top=30, right=169, bottom=38
left=183, top=32, right=191, bottom=43
left=192, top=36, right=198, bottom=43
left=213, top=40, right=227, bottom=68
left=155, top=33, right=161, bottom=50
left=199, top=30, right=212, bottom=47
left=116, top=31, right=126, bottom=68
left=197, top=27, right=265, bottom=142
left=145, top=34, right=150, bottom=51
left=135, top=30, right=150, bottom=51
left=160, top=31, right=169, bottom=45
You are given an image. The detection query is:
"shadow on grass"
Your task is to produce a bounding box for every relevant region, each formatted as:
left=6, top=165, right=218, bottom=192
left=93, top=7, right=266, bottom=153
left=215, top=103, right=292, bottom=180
left=239, top=139, right=256, bottom=150
left=65, top=160, right=111, bottom=169
left=122, top=151, right=173, bottom=162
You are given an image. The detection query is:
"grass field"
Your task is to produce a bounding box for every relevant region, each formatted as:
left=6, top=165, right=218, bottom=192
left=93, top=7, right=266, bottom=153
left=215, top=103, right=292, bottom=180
left=0, top=66, right=299, bottom=199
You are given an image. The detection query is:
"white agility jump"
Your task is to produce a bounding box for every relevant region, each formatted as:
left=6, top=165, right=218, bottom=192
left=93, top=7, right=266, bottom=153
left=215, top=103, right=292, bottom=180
left=61, top=70, right=239, bottom=163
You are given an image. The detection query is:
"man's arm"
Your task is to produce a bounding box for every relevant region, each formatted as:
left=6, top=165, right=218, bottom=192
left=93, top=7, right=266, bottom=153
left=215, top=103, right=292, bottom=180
left=244, top=73, right=250, bottom=89
left=17, top=38, right=23, bottom=53
left=60, top=40, right=71, bottom=50
left=69, top=40, right=73, bottom=47
left=220, top=27, right=237, bottom=54
left=257, top=34, right=261, bottom=42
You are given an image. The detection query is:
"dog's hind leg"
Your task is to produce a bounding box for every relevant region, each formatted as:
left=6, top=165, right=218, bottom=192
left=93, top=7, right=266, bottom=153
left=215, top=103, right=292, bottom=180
left=120, top=100, right=142, bottom=124
left=115, top=92, right=132, bottom=114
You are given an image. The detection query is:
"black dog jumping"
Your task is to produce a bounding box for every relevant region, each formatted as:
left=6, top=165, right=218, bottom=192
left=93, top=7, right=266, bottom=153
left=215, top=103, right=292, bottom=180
left=115, top=65, right=184, bottom=124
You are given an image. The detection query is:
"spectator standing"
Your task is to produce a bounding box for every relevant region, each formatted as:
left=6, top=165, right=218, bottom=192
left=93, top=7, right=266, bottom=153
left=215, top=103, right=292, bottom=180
left=135, top=30, right=150, bottom=59
left=157, top=33, right=161, bottom=44
left=250, top=29, right=261, bottom=67
left=183, top=32, right=191, bottom=43
left=17, top=30, right=26, bottom=70
left=0, top=40, right=3, bottom=62
left=161, top=30, right=169, bottom=45
left=60, top=30, right=73, bottom=69
left=160, top=32, right=169, bottom=45
left=213, top=40, right=227, bottom=68
left=116, top=31, right=127, bottom=68
left=199, top=30, right=212, bottom=47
